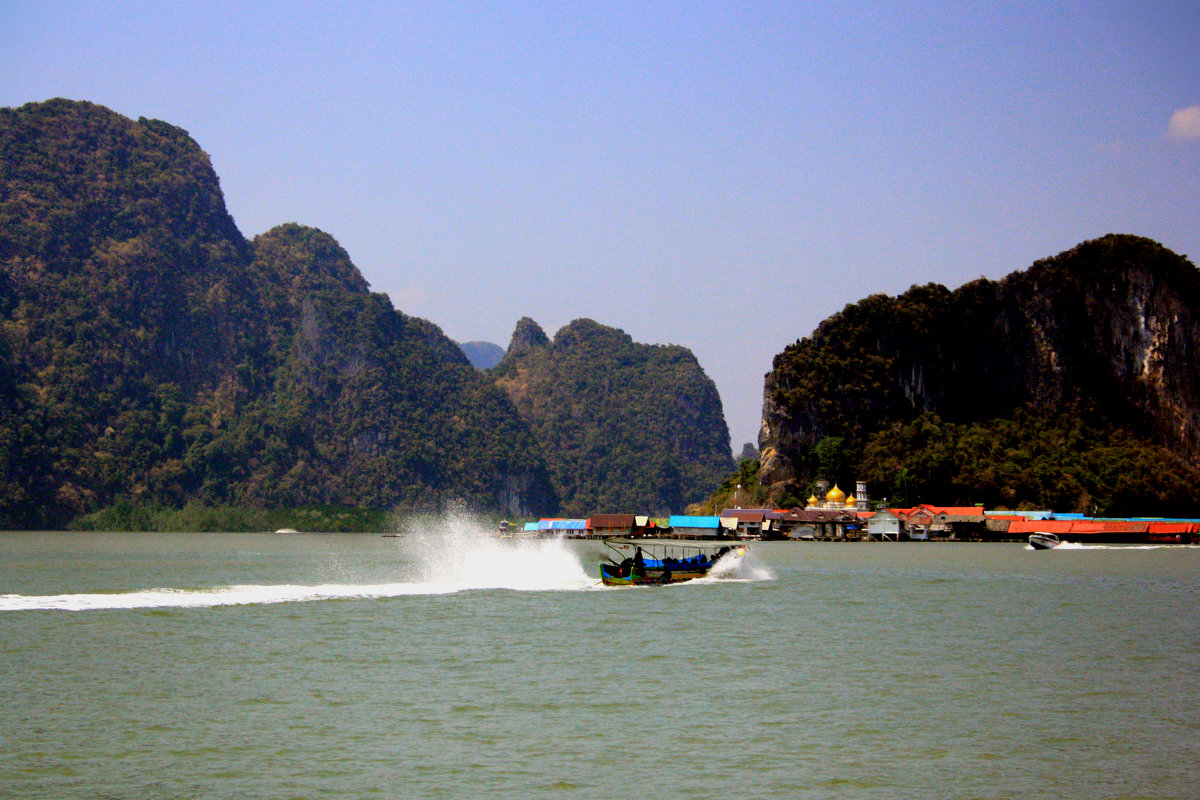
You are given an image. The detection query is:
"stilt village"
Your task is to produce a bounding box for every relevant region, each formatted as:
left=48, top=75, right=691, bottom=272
left=500, top=481, right=1200, bottom=545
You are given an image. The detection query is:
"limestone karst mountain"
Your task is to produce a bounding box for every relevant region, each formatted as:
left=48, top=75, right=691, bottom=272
left=759, top=235, right=1200, bottom=515
left=0, top=99, right=555, bottom=526
left=493, top=317, right=733, bottom=516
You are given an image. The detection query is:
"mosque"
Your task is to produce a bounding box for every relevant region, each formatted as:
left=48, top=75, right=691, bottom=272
left=806, top=480, right=870, bottom=512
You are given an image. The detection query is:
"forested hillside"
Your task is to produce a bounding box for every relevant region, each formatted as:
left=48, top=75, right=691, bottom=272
left=759, top=235, right=1200, bottom=516
left=493, top=317, right=732, bottom=516
left=0, top=99, right=556, bottom=527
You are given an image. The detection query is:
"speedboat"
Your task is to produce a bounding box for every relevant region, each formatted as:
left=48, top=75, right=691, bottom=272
left=1028, top=532, right=1062, bottom=550
left=599, top=538, right=744, bottom=586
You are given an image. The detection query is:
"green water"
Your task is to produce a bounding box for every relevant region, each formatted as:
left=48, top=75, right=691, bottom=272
left=2, top=525, right=1198, bottom=799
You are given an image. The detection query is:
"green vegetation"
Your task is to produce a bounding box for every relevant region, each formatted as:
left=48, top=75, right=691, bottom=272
left=493, top=318, right=732, bottom=516
left=759, top=234, right=1200, bottom=514
left=0, top=99, right=557, bottom=528
left=1, top=99, right=734, bottom=530
left=857, top=407, right=1200, bottom=516
left=694, top=458, right=769, bottom=515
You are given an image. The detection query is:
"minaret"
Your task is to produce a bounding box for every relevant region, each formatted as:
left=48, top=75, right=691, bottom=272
left=855, top=481, right=869, bottom=511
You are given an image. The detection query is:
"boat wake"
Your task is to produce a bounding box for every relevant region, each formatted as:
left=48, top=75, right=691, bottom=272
left=680, top=547, right=767, bottom=583
left=1, top=514, right=601, bottom=612
left=1, top=513, right=769, bottom=611
left=0, top=582, right=448, bottom=612
left=1030, top=541, right=1200, bottom=551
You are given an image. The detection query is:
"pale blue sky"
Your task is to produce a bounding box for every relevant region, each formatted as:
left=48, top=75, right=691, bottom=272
left=4, top=1, right=1198, bottom=448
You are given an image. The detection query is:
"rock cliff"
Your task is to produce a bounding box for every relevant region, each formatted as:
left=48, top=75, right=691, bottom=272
left=760, top=235, right=1200, bottom=513
left=493, top=318, right=732, bottom=516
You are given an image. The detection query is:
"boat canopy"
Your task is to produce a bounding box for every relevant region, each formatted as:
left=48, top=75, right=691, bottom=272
left=602, top=537, right=739, bottom=565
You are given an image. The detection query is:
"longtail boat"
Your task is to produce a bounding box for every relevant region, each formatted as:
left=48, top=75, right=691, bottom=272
left=598, top=538, right=745, bottom=586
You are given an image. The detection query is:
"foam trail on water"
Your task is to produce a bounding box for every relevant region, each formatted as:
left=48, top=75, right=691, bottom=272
left=1035, top=542, right=1199, bottom=551
left=1, top=511, right=600, bottom=611
left=2, top=514, right=780, bottom=611
left=0, top=583, right=447, bottom=612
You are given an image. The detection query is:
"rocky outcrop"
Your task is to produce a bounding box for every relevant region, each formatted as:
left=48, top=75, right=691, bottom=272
left=759, top=235, right=1200, bottom=508
left=504, top=316, right=551, bottom=357
left=493, top=317, right=732, bottom=516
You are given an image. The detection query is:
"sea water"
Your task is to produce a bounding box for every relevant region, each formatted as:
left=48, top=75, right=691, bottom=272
left=1, top=520, right=1198, bottom=799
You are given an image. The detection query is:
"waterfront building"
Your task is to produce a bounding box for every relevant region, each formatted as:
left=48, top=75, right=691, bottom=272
left=718, top=509, right=767, bottom=538
left=867, top=509, right=905, bottom=541
left=588, top=514, right=637, bottom=538
left=898, top=505, right=987, bottom=539
left=668, top=515, right=723, bottom=538
left=782, top=508, right=858, bottom=540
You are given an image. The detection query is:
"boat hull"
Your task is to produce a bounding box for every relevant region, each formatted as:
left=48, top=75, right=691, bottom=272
left=598, top=563, right=711, bottom=586
left=1029, top=533, right=1062, bottom=550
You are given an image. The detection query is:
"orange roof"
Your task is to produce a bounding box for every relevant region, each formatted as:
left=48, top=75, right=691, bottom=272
left=721, top=510, right=766, bottom=522
left=1006, top=520, right=1072, bottom=534
left=588, top=514, right=636, bottom=528
left=1006, top=520, right=1153, bottom=535
left=918, top=505, right=986, bottom=516
left=1148, top=522, right=1199, bottom=534
left=1070, top=520, right=1148, bottom=534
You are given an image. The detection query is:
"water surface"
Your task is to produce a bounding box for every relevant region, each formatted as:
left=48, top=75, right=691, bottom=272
left=2, top=526, right=1197, bottom=798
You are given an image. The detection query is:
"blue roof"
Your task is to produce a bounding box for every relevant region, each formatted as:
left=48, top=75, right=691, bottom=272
left=537, top=519, right=588, bottom=530
left=668, top=515, right=720, bottom=528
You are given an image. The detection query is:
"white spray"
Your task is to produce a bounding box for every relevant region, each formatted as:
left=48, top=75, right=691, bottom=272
left=391, top=508, right=596, bottom=592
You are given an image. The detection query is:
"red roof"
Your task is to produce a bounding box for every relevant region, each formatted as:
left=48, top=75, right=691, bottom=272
left=720, top=510, right=766, bottom=522
left=1070, top=520, right=1148, bottom=534
left=1147, top=522, right=1199, bottom=534
left=1006, top=520, right=1154, bottom=535
left=1005, top=520, right=1071, bottom=534
left=916, top=505, right=986, bottom=517
left=588, top=514, right=636, bottom=528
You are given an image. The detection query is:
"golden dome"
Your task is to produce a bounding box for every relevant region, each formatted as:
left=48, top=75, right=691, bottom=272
left=845, top=494, right=858, bottom=509
left=807, top=494, right=818, bottom=508
left=826, top=484, right=846, bottom=504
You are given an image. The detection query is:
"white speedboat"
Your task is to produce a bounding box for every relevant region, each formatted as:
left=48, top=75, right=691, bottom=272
left=1028, top=532, right=1062, bottom=550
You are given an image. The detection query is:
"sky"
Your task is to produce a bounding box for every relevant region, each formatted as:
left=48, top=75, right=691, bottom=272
left=3, top=1, right=1198, bottom=449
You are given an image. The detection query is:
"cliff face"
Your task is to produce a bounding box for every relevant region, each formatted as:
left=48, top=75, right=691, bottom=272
left=0, top=99, right=257, bottom=396
left=493, top=318, right=732, bottom=516
left=760, top=235, right=1200, bottom=513
left=0, top=99, right=555, bottom=526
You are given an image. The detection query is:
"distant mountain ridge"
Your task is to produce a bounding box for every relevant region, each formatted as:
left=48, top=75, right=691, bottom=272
left=759, top=235, right=1200, bottom=515
left=0, top=99, right=731, bottom=527
left=493, top=317, right=732, bottom=516
left=457, top=341, right=505, bottom=370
